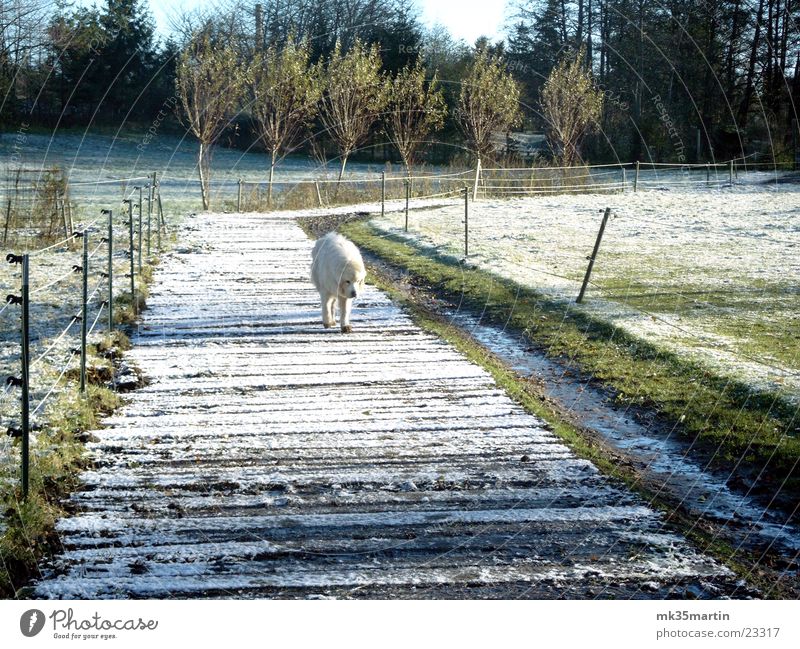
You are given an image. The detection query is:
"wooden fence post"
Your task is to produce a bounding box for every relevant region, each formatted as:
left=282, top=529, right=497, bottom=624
left=315, top=181, right=323, bottom=207
left=463, top=186, right=469, bottom=258
left=577, top=208, right=612, bottom=304
left=472, top=158, right=482, bottom=201
left=380, top=171, right=386, bottom=218
left=404, top=180, right=410, bottom=232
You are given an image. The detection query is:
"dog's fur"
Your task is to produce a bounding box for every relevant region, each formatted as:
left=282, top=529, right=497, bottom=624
left=310, top=232, right=366, bottom=333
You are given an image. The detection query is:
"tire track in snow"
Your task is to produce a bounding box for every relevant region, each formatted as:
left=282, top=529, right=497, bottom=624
left=34, top=213, right=743, bottom=599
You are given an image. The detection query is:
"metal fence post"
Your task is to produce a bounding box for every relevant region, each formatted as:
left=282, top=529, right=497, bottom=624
left=729, top=160, right=734, bottom=186
left=147, top=182, right=152, bottom=259
left=137, top=186, right=143, bottom=273
left=634, top=161, right=639, bottom=192
left=237, top=179, right=243, bottom=212
left=381, top=171, right=386, bottom=218
left=622, top=167, right=627, bottom=192
left=20, top=255, right=30, bottom=499
left=706, top=163, right=710, bottom=185
left=156, top=183, right=163, bottom=250
left=404, top=179, right=410, bottom=232
left=125, top=199, right=136, bottom=314
left=576, top=207, right=612, bottom=304
left=80, top=231, right=88, bottom=394
left=463, top=186, right=469, bottom=258
left=102, top=209, right=113, bottom=332
left=5, top=253, right=31, bottom=499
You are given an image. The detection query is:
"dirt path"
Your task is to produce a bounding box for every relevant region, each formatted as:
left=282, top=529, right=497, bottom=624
left=34, top=213, right=745, bottom=599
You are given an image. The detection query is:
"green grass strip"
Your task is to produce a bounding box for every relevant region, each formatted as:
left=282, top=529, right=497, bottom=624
left=341, top=220, right=800, bottom=513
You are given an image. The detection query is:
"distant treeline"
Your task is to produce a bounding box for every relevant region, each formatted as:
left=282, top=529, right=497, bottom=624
left=1, top=0, right=798, bottom=163
left=506, top=0, right=800, bottom=162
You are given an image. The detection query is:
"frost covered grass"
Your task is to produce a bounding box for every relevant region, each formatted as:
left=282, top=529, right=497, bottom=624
left=369, top=179, right=800, bottom=405
left=0, top=127, right=440, bottom=220
left=341, top=213, right=800, bottom=514
left=357, top=263, right=797, bottom=596
left=0, top=381, right=120, bottom=597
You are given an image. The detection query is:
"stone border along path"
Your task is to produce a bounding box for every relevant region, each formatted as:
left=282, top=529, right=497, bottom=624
left=34, top=212, right=744, bottom=599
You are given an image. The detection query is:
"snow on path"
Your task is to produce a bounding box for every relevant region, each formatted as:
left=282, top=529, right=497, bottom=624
left=34, top=213, right=739, bottom=599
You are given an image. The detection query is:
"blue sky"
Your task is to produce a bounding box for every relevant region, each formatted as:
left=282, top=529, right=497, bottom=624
left=85, top=0, right=508, bottom=45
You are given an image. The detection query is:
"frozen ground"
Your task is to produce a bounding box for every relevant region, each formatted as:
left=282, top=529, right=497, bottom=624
left=33, top=213, right=743, bottom=599
left=370, top=177, right=800, bottom=405
left=0, top=130, right=447, bottom=216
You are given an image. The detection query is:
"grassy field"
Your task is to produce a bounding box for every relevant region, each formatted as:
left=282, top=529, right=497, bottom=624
left=368, top=183, right=800, bottom=407
left=340, top=218, right=800, bottom=516
left=0, top=128, right=442, bottom=221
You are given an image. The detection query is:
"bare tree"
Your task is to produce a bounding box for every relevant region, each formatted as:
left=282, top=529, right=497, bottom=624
left=457, top=49, right=522, bottom=163
left=176, top=27, right=244, bottom=210
left=319, top=39, right=388, bottom=182
left=386, top=62, right=447, bottom=176
left=248, top=36, right=321, bottom=205
left=0, top=0, right=50, bottom=115
left=539, top=47, right=603, bottom=166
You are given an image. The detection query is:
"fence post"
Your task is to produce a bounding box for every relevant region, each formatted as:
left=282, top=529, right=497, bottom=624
left=6, top=254, right=31, bottom=499
left=314, top=181, right=323, bottom=207
left=622, top=168, right=627, bottom=192
left=576, top=208, right=612, bottom=304
left=136, top=186, right=143, bottom=273
left=404, top=180, right=410, bottom=232
left=634, top=161, right=639, bottom=192
left=157, top=184, right=164, bottom=249
left=729, top=160, right=733, bottom=186
left=237, top=179, right=243, bottom=212
left=125, top=199, right=136, bottom=315
left=463, top=186, right=469, bottom=258
left=706, top=163, right=710, bottom=185
left=60, top=197, right=69, bottom=240
left=381, top=171, right=386, bottom=218
left=80, top=231, right=88, bottom=394
left=103, top=209, right=113, bottom=332
left=147, top=182, right=152, bottom=259
left=472, top=158, right=482, bottom=201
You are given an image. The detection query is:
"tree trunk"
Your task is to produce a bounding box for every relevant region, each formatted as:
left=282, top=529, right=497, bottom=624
left=726, top=0, right=741, bottom=99
left=738, top=0, right=765, bottom=129
left=586, top=0, right=593, bottom=68
left=268, top=149, right=277, bottom=209
left=335, top=154, right=349, bottom=200
left=198, top=141, right=210, bottom=211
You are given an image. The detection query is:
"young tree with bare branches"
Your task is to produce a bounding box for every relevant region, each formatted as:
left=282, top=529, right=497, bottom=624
left=319, top=39, right=388, bottom=182
left=386, top=62, right=447, bottom=177
left=539, top=47, right=603, bottom=166
left=457, top=50, right=522, bottom=163
left=248, top=36, right=321, bottom=205
left=176, top=28, right=244, bottom=210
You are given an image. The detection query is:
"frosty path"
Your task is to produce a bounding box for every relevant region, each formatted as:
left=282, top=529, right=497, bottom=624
left=35, top=213, right=740, bottom=599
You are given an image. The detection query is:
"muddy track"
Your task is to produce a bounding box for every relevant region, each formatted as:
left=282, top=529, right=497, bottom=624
left=34, top=212, right=750, bottom=599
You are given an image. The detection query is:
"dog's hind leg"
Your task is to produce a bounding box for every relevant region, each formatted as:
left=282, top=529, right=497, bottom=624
left=339, top=296, right=352, bottom=333
left=322, top=296, right=336, bottom=328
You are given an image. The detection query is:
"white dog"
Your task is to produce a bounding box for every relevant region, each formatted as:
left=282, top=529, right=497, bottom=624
left=310, top=232, right=366, bottom=333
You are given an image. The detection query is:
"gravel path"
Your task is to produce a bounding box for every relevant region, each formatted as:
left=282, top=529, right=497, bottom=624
left=34, top=213, right=743, bottom=599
